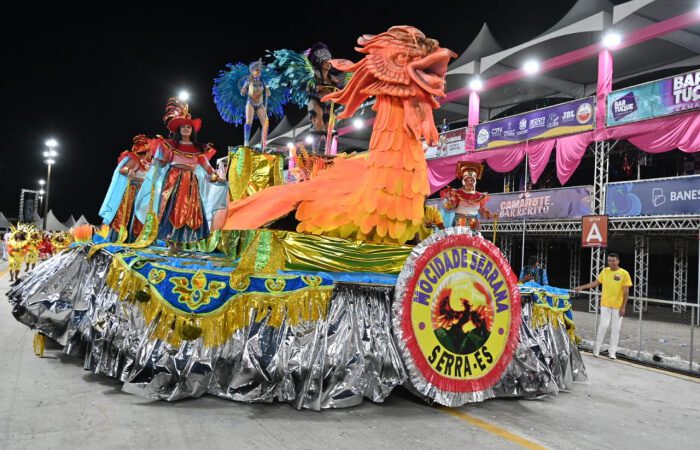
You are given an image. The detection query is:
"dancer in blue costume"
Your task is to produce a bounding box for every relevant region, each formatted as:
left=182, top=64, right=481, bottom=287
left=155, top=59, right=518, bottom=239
left=213, top=59, right=287, bottom=148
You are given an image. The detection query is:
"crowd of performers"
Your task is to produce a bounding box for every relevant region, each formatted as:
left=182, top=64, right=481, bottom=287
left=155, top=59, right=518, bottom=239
left=4, top=224, right=73, bottom=282
left=83, top=38, right=398, bottom=250
left=92, top=30, right=500, bottom=252
left=92, top=95, right=498, bottom=252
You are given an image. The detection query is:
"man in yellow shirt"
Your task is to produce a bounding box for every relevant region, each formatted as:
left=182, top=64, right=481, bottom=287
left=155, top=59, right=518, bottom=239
left=574, top=253, right=632, bottom=359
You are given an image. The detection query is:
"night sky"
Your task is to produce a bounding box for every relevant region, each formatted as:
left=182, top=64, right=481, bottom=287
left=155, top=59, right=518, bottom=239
left=2, top=1, right=586, bottom=223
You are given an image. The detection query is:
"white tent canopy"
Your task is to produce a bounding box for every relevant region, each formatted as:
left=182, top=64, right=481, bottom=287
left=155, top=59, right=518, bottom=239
left=44, top=210, right=67, bottom=231
left=63, top=215, right=76, bottom=228
left=446, top=0, right=700, bottom=120
left=74, top=215, right=90, bottom=227
left=267, top=116, right=293, bottom=142
left=0, top=211, right=11, bottom=229
left=33, top=212, right=42, bottom=229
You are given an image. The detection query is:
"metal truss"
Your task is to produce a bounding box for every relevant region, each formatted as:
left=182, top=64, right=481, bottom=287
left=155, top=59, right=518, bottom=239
left=498, top=234, right=513, bottom=266
left=592, top=140, right=612, bottom=215
left=673, top=239, right=689, bottom=313
left=484, top=215, right=700, bottom=236
left=482, top=220, right=581, bottom=235
left=633, top=235, right=650, bottom=313
left=536, top=239, right=548, bottom=267
left=569, top=241, right=581, bottom=296
left=609, top=216, right=700, bottom=234
left=590, top=246, right=605, bottom=312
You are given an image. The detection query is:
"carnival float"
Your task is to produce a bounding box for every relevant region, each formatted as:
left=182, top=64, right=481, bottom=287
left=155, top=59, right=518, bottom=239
left=7, top=26, right=585, bottom=410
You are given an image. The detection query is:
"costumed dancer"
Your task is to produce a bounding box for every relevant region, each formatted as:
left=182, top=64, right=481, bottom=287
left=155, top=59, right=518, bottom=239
left=38, top=232, right=53, bottom=261
left=8, top=225, right=30, bottom=282
left=418, top=205, right=445, bottom=241
left=134, top=98, right=227, bottom=252
left=24, top=227, right=41, bottom=271
left=268, top=43, right=345, bottom=154
left=440, top=162, right=498, bottom=232
left=51, top=231, right=73, bottom=253
left=213, top=59, right=287, bottom=148
left=98, top=134, right=153, bottom=242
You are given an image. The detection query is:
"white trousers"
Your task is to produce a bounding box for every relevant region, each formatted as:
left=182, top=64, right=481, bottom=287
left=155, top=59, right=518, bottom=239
left=594, top=306, right=623, bottom=356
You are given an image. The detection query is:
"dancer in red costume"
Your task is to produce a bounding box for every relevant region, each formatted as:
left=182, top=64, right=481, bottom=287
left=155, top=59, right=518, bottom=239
left=440, top=162, right=498, bottom=232
left=134, top=98, right=226, bottom=252
left=38, top=233, right=53, bottom=260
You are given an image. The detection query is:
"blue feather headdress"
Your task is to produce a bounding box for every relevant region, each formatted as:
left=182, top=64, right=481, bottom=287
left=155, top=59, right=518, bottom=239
left=212, top=62, right=288, bottom=125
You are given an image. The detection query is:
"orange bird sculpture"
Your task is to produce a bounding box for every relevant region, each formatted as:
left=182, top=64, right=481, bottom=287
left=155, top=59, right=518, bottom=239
left=223, top=26, right=456, bottom=244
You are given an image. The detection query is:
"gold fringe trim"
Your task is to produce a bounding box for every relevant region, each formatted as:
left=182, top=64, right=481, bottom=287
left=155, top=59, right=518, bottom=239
left=105, top=256, right=332, bottom=348
left=531, top=303, right=579, bottom=342
left=228, top=147, right=252, bottom=201
left=229, top=230, right=286, bottom=291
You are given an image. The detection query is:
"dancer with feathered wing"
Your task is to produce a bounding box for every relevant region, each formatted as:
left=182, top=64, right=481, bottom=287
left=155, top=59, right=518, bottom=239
left=213, top=60, right=287, bottom=148
left=268, top=43, right=346, bottom=154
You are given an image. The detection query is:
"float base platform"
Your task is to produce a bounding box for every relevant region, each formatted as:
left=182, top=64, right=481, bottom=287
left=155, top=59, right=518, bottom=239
left=7, top=245, right=585, bottom=410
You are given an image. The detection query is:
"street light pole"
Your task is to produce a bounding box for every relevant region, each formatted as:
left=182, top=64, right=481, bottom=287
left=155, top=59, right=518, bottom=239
left=38, top=180, right=45, bottom=218
left=43, top=163, right=52, bottom=230
left=42, top=139, right=58, bottom=231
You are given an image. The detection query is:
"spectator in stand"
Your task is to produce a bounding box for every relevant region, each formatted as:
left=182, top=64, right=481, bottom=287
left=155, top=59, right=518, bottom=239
left=573, top=253, right=632, bottom=359
left=519, top=255, right=549, bottom=285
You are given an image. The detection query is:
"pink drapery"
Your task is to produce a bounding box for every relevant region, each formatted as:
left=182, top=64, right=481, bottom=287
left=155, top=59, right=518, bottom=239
left=427, top=111, right=700, bottom=194
left=605, top=112, right=700, bottom=153
left=555, top=132, right=594, bottom=185
left=426, top=139, right=554, bottom=194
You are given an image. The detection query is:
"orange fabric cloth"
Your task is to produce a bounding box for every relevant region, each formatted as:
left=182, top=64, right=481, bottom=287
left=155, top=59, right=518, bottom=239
left=111, top=184, right=137, bottom=233
left=223, top=96, right=429, bottom=243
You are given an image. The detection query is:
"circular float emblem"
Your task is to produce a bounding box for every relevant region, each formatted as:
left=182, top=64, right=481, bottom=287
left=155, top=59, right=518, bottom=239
left=393, top=228, right=521, bottom=406
left=576, top=102, right=593, bottom=124
left=476, top=128, right=490, bottom=145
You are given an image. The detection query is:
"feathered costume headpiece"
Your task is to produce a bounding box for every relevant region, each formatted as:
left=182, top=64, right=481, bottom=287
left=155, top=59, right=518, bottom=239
left=249, top=59, right=264, bottom=72
left=163, top=98, right=202, bottom=133
left=307, top=43, right=332, bottom=68
left=28, top=226, right=42, bottom=245
left=212, top=61, right=288, bottom=126
left=266, top=49, right=316, bottom=108
left=131, top=134, right=151, bottom=154
left=51, top=231, right=74, bottom=252
left=8, top=223, right=33, bottom=249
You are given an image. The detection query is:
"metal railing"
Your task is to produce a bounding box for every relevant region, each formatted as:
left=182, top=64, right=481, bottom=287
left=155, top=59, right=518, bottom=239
left=572, top=290, right=699, bottom=373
